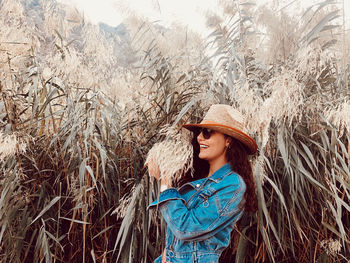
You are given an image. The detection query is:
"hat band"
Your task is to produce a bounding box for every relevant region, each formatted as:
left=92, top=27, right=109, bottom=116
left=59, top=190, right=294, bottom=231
left=200, top=120, right=244, bottom=132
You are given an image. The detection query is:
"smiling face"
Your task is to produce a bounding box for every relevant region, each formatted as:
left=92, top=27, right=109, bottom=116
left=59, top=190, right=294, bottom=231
left=197, top=129, right=231, bottom=168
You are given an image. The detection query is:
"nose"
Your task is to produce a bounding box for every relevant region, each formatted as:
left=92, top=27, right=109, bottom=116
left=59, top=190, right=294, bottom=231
left=197, top=131, right=204, bottom=142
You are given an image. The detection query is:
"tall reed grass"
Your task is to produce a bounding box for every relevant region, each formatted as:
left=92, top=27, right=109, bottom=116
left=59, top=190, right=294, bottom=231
left=0, top=0, right=349, bottom=262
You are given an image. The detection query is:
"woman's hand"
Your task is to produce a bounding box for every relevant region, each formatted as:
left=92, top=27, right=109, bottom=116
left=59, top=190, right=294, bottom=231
left=146, top=158, right=172, bottom=187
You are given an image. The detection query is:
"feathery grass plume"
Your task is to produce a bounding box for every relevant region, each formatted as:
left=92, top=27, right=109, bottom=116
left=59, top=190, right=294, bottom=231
left=233, top=68, right=305, bottom=152
left=320, top=239, right=342, bottom=255
left=295, top=45, right=335, bottom=77
left=112, top=185, right=137, bottom=220
left=324, top=100, right=350, bottom=136
left=260, top=70, right=304, bottom=121
left=0, top=132, right=17, bottom=160
left=145, top=125, right=193, bottom=184
left=251, top=154, right=267, bottom=186
left=0, top=132, right=26, bottom=160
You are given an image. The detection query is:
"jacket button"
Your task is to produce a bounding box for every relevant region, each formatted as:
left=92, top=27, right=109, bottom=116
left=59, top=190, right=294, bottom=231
left=196, top=184, right=200, bottom=188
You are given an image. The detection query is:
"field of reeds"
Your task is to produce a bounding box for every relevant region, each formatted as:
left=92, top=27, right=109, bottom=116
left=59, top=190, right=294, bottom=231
left=0, top=0, right=349, bottom=262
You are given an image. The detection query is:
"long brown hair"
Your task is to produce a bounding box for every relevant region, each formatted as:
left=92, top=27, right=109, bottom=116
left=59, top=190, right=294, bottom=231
left=225, top=136, right=258, bottom=212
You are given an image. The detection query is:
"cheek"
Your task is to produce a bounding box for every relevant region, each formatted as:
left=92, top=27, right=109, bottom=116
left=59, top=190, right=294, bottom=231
left=214, top=143, right=227, bottom=156
left=202, top=142, right=226, bottom=158
left=211, top=137, right=227, bottom=152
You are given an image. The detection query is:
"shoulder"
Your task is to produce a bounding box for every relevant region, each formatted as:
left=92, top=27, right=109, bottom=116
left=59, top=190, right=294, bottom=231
left=206, top=172, right=246, bottom=215
left=208, top=172, right=246, bottom=196
left=227, top=172, right=246, bottom=190
left=209, top=172, right=246, bottom=194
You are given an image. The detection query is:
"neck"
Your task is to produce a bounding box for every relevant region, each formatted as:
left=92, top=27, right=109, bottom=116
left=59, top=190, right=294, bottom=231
left=208, top=156, right=228, bottom=177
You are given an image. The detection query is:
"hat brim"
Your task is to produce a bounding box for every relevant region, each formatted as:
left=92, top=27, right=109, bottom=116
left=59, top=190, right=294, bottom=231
left=182, top=123, right=257, bottom=155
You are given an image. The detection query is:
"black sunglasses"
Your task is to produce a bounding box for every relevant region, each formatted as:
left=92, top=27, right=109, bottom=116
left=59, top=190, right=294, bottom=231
left=197, top=128, right=215, bottom=139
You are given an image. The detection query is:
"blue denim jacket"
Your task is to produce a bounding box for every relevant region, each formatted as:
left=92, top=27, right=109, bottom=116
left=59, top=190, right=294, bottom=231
left=149, top=163, right=246, bottom=263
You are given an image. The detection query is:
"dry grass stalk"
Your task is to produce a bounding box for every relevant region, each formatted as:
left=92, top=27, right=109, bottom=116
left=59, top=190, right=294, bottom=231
left=111, top=185, right=138, bottom=220
left=0, top=0, right=349, bottom=262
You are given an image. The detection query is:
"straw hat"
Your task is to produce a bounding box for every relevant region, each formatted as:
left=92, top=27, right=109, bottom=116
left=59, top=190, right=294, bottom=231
left=182, top=104, right=257, bottom=154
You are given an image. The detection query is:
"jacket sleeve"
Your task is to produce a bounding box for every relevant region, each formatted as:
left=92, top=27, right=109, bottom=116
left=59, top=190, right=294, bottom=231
left=149, top=175, right=246, bottom=241
left=148, top=188, right=186, bottom=208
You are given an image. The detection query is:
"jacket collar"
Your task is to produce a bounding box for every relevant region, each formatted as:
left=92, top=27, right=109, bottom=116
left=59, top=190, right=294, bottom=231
left=207, top=163, right=232, bottom=183
left=179, top=163, right=232, bottom=191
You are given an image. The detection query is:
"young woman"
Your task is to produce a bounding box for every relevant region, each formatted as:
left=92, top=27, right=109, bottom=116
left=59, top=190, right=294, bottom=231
left=148, top=104, right=258, bottom=263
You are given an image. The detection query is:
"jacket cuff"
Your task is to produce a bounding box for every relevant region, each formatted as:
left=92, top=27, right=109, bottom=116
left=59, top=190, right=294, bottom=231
left=148, top=188, right=185, bottom=209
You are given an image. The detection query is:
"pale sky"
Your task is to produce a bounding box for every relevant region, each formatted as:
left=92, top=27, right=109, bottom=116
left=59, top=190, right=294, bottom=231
left=58, top=0, right=349, bottom=35
left=59, top=0, right=221, bottom=34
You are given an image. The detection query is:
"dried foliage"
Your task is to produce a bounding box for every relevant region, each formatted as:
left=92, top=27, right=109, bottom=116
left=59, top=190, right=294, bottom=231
left=145, top=126, right=193, bottom=183
left=0, top=0, right=349, bottom=263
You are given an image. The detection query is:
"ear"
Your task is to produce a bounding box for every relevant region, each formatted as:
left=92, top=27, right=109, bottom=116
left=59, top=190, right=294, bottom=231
left=225, top=137, right=232, bottom=148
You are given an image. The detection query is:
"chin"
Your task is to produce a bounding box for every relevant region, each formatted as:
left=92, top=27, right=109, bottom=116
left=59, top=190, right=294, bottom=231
left=198, top=153, right=209, bottom=160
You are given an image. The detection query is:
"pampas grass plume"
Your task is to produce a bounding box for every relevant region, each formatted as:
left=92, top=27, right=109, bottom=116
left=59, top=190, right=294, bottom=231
left=145, top=125, right=193, bottom=184
left=0, top=132, right=26, bottom=161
